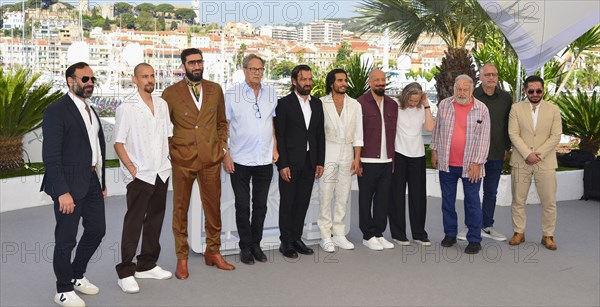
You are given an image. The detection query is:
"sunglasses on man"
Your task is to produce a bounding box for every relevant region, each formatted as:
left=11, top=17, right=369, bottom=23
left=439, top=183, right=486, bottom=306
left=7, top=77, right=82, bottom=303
left=527, top=89, right=543, bottom=94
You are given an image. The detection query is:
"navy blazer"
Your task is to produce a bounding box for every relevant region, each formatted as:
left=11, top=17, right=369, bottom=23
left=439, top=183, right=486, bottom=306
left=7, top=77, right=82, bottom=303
left=274, top=92, right=325, bottom=171
left=41, top=94, right=106, bottom=200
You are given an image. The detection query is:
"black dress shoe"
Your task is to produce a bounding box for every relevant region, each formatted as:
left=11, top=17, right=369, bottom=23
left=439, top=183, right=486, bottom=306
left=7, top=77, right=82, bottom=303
left=292, top=240, right=314, bottom=255
left=251, top=246, right=268, bottom=262
left=464, top=242, right=481, bottom=254
left=240, top=248, right=254, bottom=265
left=441, top=236, right=457, bottom=247
left=279, top=242, right=298, bottom=259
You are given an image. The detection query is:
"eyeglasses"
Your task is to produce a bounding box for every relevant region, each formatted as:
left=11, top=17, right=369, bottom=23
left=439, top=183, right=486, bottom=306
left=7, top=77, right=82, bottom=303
left=73, top=75, right=97, bottom=84
left=527, top=89, right=543, bottom=94
left=186, top=59, right=204, bottom=66
left=253, top=102, right=261, bottom=119
left=246, top=67, right=265, bottom=74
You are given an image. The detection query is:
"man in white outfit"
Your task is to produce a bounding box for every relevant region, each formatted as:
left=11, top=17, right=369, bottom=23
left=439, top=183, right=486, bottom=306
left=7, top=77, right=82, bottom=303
left=318, top=69, right=363, bottom=252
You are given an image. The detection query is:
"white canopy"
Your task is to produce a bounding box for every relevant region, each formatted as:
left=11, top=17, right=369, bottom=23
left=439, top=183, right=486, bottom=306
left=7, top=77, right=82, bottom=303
left=478, top=0, right=600, bottom=75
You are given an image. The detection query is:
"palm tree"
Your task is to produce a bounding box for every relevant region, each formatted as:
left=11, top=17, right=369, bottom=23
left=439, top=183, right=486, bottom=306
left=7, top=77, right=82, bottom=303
left=555, top=25, right=600, bottom=94
left=357, top=0, right=498, bottom=102
left=344, top=54, right=373, bottom=99
left=0, top=67, right=63, bottom=173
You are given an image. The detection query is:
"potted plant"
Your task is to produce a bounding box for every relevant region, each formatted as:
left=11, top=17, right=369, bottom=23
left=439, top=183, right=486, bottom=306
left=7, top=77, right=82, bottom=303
left=552, top=89, right=599, bottom=155
left=0, top=67, right=63, bottom=173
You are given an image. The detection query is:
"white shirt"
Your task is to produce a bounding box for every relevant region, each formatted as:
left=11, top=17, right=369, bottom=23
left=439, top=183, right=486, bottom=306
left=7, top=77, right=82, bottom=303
left=530, top=102, right=539, bottom=130
left=114, top=93, right=173, bottom=185
left=295, top=91, right=312, bottom=151
left=395, top=106, right=426, bottom=157
left=68, top=92, right=100, bottom=166
left=361, top=97, right=391, bottom=163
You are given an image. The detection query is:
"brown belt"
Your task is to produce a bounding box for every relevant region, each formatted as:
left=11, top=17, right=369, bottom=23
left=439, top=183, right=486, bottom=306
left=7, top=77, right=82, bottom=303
left=91, top=165, right=96, bottom=172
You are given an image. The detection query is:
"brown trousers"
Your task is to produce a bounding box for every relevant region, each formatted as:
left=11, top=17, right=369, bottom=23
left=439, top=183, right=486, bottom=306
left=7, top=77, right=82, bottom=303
left=172, top=162, right=222, bottom=259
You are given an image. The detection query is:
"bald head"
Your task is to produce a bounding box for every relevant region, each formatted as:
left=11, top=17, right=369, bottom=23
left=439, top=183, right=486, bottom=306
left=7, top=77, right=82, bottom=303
left=368, top=69, right=386, bottom=97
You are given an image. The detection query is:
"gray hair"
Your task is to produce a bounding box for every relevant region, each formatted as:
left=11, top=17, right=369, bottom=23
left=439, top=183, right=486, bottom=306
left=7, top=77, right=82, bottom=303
left=242, top=54, right=265, bottom=68
left=454, top=74, right=474, bottom=87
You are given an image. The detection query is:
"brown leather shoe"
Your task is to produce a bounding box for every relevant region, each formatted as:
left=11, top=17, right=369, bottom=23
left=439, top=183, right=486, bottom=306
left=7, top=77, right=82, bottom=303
left=508, top=232, right=525, bottom=245
left=204, top=253, right=235, bottom=271
left=541, top=236, right=557, bottom=250
left=175, top=259, right=189, bottom=279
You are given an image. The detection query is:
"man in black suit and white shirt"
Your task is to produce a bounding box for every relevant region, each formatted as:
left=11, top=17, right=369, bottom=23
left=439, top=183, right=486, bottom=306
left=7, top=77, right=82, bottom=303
left=275, top=64, right=325, bottom=258
left=42, top=62, right=106, bottom=307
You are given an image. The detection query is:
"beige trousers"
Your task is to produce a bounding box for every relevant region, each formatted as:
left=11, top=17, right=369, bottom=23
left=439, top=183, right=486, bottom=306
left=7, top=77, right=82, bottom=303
left=511, top=165, right=557, bottom=236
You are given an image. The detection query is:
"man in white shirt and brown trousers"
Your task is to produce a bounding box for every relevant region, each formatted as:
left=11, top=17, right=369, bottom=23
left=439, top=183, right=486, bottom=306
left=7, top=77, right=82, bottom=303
left=114, top=63, right=173, bottom=294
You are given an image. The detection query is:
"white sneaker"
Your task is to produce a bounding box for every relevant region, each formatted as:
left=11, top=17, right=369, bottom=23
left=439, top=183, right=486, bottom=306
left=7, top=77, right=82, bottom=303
left=393, top=238, right=411, bottom=246
left=457, top=228, right=468, bottom=241
left=320, top=238, right=335, bottom=253
left=331, top=236, right=355, bottom=250
left=362, top=237, right=383, bottom=251
left=134, top=266, right=173, bottom=280
left=73, top=277, right=99, bottom=295
left=481, top=227, right=507, bottom=241
left=117, top=276, right=140, bottom=294
left=54, top=291, right=85, bottom=307
left=376, top=237, right=395, bottom=249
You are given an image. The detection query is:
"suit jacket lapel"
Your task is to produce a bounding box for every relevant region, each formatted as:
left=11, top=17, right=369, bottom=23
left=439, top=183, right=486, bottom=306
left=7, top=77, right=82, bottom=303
left=177, top=80, right=200, bottom=118
left=323, top=99, right=340, bottom=134
left=290, top=93, right=307, bottom=131
left=65, top=96, right=92, bottom=149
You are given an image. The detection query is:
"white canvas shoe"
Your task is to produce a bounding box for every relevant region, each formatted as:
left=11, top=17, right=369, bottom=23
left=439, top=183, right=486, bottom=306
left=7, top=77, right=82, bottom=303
left=54, top=291, right=85, bottom=307
left=481, top=227, right=507, bottom=241
left=117, top=276, right=140, bottom=294
left=73, top=277, right=99, bottom=295
left=376, top=237, right=395, bottom=249
left=320, top=238, right=335, bottom=253
left=457, top=228, right=468, bottom=241
left=362, top=237, right=383, bottom=251
left=134, top=266, right=173, bottom=280
left=332, top=236, right=355, bottom=250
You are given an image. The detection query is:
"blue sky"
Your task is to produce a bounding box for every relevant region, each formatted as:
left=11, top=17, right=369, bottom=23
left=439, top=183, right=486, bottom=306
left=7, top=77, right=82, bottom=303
left=3, top=0, right=360, bottom=25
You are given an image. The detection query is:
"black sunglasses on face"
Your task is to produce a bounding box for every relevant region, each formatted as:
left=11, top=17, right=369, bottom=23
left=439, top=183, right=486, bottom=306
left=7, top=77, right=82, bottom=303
left=73, top=75, right=97, bottom=84
left=527, top=89, right=543, bottom=94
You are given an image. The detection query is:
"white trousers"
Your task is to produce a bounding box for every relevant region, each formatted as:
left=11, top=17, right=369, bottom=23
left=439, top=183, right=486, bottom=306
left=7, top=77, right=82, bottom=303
left=318, top=141, right=354, bottom=238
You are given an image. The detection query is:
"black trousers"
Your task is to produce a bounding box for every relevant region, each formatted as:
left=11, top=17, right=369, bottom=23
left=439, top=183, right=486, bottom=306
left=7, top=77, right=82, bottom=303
left=389, top=153, right=428, bottom=241
left=115, top=176, right=168, bottom=279
left=358, top=162, right=392, bottom=240
left=279, top=152, right=315, bottom=243
left=230, top=163, right=273, bottom=249
left=53, top=171, right=106, bottom=293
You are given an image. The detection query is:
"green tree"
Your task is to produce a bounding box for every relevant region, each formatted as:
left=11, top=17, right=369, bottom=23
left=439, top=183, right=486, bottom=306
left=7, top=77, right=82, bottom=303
left=235, top=43, right=247, bottom=69
left=0, top=67, right=63, bottom=173
left=118, top=13, right=136, bottom=29
left=358, top=0, right=498, bottom=102
left=343, top=54, right=373, bottom=99
left=174, top=8, right=197, bottom=24
left=135, top=11, right=155, bottom=31
left=272, top=60, right=296, bottom=78
left=335, top=41, right=353, bottom=66
left=156, top=4, right=175, bottom=17
left=170, top=21, right=178, bottom=31
left=102, top=17, right=111, bottom=31
left=135, top=3, right=156, bottom=16
left=556, top=25, right=600, bottom=94
left=114, top=2, right=133, bottom=16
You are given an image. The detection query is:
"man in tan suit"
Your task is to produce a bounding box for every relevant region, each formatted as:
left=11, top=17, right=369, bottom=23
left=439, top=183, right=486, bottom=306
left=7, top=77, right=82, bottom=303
left=162, top=48, right=234, bottom=278
left=508, top=75, right=562, bottom=250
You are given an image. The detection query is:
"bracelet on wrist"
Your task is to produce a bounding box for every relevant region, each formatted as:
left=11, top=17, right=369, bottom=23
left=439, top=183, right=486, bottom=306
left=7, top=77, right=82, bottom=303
left=424, top=106, right=431, bottom=109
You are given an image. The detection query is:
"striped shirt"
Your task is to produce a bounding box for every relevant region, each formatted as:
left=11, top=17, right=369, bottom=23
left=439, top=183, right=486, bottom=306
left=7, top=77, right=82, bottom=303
left=431, top=96, right=490, bottom=177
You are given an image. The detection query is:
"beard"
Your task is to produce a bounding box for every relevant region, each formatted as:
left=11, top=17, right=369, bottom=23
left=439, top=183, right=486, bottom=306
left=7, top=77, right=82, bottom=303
left=528, top=96, right=542, bottom=103
left=333, top=86, right=346, bottom=95
left=143, top=84, right=154, bottom=94
left=73, top=82, right=93, bottom=98
left=372, top=87, right=385, bottom=96
left=186, top=68, right=203, bottom=82
left=455, top=96, right=470, bottom=104
left=296, top=84, right=312, bottom=96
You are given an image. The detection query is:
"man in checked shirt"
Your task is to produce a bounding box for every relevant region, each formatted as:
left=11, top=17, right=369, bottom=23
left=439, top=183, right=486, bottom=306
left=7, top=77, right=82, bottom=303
left=431, top=74, right=490, bottom=255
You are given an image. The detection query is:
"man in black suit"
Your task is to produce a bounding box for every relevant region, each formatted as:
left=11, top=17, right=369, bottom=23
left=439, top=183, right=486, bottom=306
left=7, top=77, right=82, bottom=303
left=275, top=64, right=325, bottom=258
left=42, top=62, right=106, bottom=307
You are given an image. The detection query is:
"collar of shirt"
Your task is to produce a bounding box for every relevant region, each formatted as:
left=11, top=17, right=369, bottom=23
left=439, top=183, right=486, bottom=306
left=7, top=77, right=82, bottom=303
left=242, top=80, right=264, bottom=95
left=68, top=91, right=92, bottom=111
left=295, top=91, right=311, bottom=104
